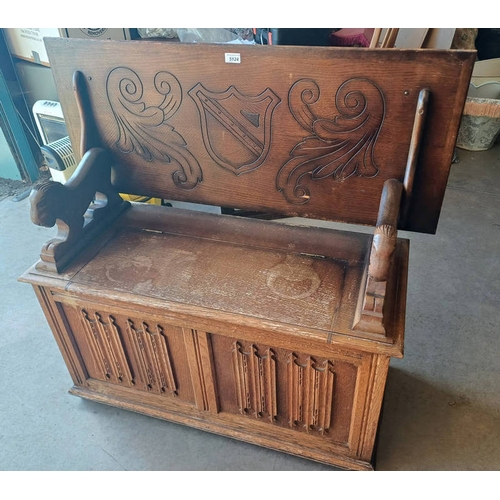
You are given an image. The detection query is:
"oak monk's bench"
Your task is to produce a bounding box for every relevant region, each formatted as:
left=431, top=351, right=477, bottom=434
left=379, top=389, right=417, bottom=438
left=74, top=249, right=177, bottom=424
left=20, top=38, right=475, bottom=470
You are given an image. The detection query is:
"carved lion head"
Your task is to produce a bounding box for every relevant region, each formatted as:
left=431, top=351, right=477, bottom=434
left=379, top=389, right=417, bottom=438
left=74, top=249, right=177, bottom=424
left=29, top=181, right=66, bottom=227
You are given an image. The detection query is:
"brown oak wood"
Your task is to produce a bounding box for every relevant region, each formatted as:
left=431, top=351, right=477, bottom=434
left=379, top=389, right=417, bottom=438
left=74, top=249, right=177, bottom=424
left=20, top=39, right=474, bottom=470
left=44, top=38, right=475, bottom=233
left=353, top=179, right=404, bottom=335
left=29, top=147, right=129, bottom=272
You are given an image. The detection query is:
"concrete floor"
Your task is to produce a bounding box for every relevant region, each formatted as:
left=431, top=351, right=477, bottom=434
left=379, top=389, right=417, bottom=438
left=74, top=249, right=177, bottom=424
left=1, top=144, right=499, bottom=471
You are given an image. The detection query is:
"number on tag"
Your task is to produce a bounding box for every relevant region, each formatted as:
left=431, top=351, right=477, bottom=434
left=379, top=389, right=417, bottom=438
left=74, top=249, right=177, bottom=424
left=225, top=53, right=241, bottom=64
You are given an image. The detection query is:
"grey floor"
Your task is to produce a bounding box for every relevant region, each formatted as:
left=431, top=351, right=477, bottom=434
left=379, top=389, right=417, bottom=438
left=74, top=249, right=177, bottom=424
left=1, top=144, right=499, bottom=471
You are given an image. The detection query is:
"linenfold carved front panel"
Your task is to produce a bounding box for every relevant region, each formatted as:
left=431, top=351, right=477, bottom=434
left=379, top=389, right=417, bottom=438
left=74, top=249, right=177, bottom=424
left=125, top=319, right=177, bottom=395
left=287, top=353, right=335, bottom=435
left=54, top=299, right=359, bottom=446
left=232, top=342, right=277, bottom=421
left=79, top=308, right=134, bottom=386
left=60, top=303, right=195, bottom=403
left=211, top=335, right=360, bottom=446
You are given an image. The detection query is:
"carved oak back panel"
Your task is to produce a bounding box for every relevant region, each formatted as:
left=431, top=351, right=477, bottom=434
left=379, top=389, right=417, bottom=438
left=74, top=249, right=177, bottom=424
left=45, top=38, right=474, bottom=233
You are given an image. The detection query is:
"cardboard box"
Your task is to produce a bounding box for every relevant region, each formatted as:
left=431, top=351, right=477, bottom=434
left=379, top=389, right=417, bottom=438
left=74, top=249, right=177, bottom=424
left=373, top=29, right=455, bottom=49
left=377, top=28, right=430, bottom=49
left=60, top=28, right=131, bottom=40
left=471, top=58, right=500, bottom=85
left=4, top=28, right=132, bottom=67
left=421, top=28, right=456, bottom=49
left=3, top=28, right=61, bottom=66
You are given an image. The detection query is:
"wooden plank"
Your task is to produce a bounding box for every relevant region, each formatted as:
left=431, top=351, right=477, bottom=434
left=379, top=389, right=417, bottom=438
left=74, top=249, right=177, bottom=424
left=70, top=227, right=347, bottom=332
left=369, top=28, right=382, bottom=48
left=45, top=38, right=475, bottom=233
left=381, top=29, right=399, bottom=48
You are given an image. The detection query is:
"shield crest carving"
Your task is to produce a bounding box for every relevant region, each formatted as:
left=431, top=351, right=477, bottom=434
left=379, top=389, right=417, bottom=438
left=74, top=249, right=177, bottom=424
left=189, top=83, right=281, bottom=175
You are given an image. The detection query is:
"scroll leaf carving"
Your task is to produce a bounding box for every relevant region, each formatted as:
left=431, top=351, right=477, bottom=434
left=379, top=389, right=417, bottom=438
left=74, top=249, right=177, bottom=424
left=107, top=67, right=202, bottom=189
left=277, top=78, right=385, bottom=204
left=287, top=353, right=335, bottom=435
left=232, top=342, right=277, bottom=421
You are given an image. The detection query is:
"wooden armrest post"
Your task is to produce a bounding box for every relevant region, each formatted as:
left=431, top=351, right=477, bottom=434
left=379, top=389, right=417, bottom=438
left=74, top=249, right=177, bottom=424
left=29, top=69, right=132, bottom=274
left=369, top=179, right=403, bottom=282
left=354, top=88, right=429, bottom=336
left=354, top=179, right=403, bottom=336
left=30, top=148, right=129, bottom=273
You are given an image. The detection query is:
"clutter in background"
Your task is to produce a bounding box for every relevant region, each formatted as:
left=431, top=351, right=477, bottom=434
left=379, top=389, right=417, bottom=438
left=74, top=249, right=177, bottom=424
left=137, top=28, right=256, bottom=44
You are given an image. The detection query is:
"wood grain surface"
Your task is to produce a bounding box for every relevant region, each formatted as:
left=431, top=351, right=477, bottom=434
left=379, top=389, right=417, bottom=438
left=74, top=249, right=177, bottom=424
left=45, top=38, right=475, bottom=233
left=21, top=39, right=468, bottom=469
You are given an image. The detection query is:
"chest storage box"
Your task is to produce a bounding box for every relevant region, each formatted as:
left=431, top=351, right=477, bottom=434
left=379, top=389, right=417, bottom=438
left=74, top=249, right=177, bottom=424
left=20, top=38, right=475, bottom=470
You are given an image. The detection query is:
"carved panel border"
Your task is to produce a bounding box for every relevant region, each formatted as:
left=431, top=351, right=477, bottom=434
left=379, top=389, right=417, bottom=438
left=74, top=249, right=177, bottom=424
left=183, top=329, right=219, bottom=413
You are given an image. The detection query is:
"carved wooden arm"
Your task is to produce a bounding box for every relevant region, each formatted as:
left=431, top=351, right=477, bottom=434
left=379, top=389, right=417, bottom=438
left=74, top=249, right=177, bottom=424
left=30, top=147, right=129, bottom=273
left=353, top=89, right=429, bottom=336
left=368, top=179, right=403, bottom=282
left=354, top=178, right=403, bottom=336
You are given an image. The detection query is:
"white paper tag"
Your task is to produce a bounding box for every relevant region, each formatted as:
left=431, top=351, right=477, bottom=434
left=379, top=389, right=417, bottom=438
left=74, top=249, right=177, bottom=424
left=225, top=53, right=241, bottom=64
